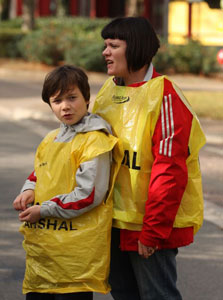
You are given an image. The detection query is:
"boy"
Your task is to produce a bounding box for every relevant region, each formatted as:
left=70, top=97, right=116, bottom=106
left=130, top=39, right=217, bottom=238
left=13, top=65, right=121, bottom=300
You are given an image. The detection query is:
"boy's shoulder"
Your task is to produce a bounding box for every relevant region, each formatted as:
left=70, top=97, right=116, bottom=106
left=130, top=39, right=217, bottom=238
left=36, top=128, right=60, bottom=153
left=76, top=113, right=112, bottom=135
left=42, top=128, right=60, bottom=143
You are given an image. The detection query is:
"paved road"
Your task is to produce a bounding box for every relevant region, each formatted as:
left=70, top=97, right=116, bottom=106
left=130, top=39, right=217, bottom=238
left=0, top=70, right=223, bottom=299
left=1, top=117, right=223, bottom=300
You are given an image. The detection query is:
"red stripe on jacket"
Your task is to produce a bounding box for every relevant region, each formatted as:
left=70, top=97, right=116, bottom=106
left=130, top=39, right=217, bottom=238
left=28, top=171, right=37, bottom=182
left=51, top=188, right=95, bottom=210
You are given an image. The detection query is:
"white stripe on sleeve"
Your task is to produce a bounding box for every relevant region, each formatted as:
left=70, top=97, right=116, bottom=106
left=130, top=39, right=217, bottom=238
left=159, top=94, right=175, bottom=157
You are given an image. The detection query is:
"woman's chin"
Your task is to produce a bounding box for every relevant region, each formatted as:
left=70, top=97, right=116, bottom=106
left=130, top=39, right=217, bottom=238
left=106, top=66, right=115, bottom=76
left=107, top=70, right=113, bottom=76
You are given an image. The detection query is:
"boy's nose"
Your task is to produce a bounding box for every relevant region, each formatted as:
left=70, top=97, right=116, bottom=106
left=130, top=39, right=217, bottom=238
left=61, top=100, right=70, bottom=110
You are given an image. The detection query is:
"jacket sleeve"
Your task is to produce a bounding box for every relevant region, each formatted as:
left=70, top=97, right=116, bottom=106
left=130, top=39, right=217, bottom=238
left=21, top=171, right=37, bottom=192
left=139, top=79, right=193, bottom=248
left=40, top=152, right=111, bottom=219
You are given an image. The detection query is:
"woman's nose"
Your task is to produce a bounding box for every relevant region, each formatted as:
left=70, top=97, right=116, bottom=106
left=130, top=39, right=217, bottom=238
left=102, top=47, right=110, bottom=56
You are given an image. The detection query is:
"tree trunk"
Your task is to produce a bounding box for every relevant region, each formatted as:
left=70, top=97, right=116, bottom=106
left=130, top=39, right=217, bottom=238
left=22, top=0, right=35, bottom=31
left=126, top=0, right=138, bottom=16
left=0, top=0, right=11, bottom=20
left=56, top=0, right=69, bottom=17
left=79, top=0, right=90, bottom=17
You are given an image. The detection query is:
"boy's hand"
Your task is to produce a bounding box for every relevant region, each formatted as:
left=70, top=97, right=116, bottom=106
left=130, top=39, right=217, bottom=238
left=19, top=205, right=41, bottom=223
left=13, top=190, right=35, bottom=211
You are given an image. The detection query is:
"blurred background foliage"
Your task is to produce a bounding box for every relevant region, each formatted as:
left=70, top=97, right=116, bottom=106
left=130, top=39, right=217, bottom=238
left=0, top=17, right=221, bottom=75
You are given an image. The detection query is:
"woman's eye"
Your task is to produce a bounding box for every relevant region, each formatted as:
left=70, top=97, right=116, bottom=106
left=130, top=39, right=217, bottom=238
left=104, top=44, right=118, bottom=50
left=111, top=44, right=118, bottom=48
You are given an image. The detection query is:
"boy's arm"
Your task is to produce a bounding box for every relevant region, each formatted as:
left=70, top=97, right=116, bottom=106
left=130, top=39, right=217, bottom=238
left=21, top=171, right=37, bottom=192
left=13, top=171, right=36, bottom=211
left=40, top=152, right=111, bottom=219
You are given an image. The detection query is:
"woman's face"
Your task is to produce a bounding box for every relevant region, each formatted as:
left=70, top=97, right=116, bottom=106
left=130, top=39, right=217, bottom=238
left=102, top=39, right=128, bottom=78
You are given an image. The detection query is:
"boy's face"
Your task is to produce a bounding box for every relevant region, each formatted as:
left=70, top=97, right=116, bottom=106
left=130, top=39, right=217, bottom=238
left=49, top=86, right=89, bottom=126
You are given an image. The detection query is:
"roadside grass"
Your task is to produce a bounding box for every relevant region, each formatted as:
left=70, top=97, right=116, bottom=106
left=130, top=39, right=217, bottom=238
left=184, top=91, right=223, bottom=120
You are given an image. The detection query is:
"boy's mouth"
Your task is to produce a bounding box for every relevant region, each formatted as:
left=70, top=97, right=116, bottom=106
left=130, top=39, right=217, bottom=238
left=63, top=114, right=73, bottom=118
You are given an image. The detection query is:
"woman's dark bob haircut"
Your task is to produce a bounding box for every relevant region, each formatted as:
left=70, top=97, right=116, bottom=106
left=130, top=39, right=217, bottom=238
left=42, top=65, right=90, bottom=105
left=101, top=17, right=160, bottom=72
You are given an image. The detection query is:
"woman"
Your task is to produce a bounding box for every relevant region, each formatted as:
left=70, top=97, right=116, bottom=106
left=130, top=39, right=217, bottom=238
left=93, top=17, right=206, bottom=300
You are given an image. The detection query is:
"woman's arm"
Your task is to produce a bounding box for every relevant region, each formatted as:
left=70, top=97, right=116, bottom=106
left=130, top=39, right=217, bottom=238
left=139, top=79, right=193, bottom=248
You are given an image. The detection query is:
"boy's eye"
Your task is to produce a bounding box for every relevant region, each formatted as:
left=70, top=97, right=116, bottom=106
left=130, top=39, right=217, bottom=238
left=53, top=99, right=61, bottom=104
left=68, top=95, right=76, bottom=101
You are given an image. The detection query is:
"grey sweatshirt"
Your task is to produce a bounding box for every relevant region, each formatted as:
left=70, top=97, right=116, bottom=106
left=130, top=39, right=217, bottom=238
left=21, top=113, right=112, bottom=219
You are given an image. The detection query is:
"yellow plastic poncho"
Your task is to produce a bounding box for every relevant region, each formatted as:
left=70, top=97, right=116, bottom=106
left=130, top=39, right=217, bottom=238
left=20, top=128, right=122, bottom=294
left=93, top=76, right=206, bottom=234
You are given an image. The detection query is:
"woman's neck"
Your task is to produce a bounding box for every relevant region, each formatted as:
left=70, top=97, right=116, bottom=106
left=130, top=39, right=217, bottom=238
left=123, top=65, right=149, bottom=86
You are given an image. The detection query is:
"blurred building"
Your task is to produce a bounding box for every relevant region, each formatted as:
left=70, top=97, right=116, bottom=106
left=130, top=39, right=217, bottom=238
left=169, top=0, right=223, bottom=46
left=9, top=0, right=223, bottom=46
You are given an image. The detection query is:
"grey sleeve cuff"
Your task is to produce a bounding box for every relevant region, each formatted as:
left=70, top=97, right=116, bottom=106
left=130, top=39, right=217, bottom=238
left=21, top=180, right=36, bottom=193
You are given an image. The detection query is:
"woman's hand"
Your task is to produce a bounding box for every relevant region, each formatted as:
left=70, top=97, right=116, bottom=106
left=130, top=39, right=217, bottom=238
left=19, top=205, right=41, bottom=223
left=138, top=240, right=157, bottom=259
left=13, top=190, right=35, bottom=211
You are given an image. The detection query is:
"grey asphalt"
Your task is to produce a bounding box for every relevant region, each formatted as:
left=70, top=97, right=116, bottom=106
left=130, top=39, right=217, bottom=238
left=0, top=63, right=223, bottom=299
left=1, top=117, right=222, bottom=300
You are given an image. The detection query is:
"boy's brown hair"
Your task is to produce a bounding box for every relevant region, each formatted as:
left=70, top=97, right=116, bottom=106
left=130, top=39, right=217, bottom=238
left=42, top=65, right=90, bottom=105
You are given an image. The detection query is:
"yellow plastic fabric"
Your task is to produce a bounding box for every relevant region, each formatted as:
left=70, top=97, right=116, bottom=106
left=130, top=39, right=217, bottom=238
left=93, top=76, right=206, bottom=234
left=20, top=129, right=122, bottom=294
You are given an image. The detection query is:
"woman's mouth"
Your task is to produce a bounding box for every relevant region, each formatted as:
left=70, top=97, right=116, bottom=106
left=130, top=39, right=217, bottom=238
left=106, top=60, right=113, bottom=66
